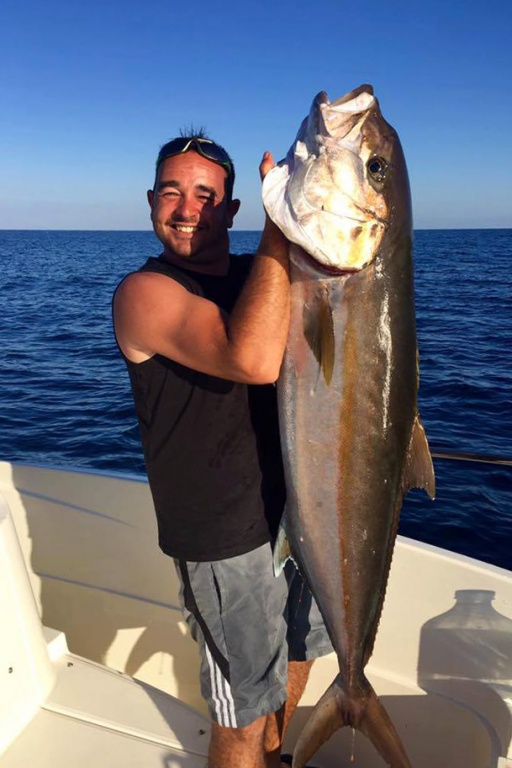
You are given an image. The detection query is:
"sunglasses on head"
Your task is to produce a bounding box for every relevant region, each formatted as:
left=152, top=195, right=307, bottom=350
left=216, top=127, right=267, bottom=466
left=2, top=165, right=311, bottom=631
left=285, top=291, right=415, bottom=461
left=156, top=137, right=234, bottom=180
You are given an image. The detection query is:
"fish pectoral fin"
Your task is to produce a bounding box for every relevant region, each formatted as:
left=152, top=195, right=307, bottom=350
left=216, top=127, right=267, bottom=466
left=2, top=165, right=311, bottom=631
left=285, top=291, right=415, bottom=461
left=402, top=415, right=436, bottom=499
left=302, top=289, right=335, bottom=386
left=273, top=513, right=302, bottom=576
left=273, top=516, right=292, bottom=576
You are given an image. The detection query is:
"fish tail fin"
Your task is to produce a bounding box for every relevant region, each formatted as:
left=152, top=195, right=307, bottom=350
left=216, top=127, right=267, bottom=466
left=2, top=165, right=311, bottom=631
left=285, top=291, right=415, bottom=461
left=358, top=681, right=412, bottom=768
left=292, top=674, right=412, bottom=768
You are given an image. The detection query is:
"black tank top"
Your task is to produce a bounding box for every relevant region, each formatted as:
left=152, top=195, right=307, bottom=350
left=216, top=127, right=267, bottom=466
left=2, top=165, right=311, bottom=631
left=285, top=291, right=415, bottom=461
left=117, top=255, right=285, bottom=561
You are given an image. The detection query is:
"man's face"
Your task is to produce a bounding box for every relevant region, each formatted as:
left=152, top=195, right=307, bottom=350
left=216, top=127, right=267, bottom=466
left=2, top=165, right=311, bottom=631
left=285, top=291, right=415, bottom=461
left=147, top=151, right=240, bottom=267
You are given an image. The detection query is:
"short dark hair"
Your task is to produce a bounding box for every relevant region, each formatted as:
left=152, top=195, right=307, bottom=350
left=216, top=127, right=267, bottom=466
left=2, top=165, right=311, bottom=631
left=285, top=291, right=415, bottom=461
left=154, top=131, right=236, bottom=201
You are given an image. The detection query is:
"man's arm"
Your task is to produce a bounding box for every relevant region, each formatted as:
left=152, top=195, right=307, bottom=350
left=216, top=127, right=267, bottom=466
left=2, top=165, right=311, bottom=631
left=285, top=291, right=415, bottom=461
left=224, top=213, right=290, bottom=382
left=113, top=154, right=290, bottom=384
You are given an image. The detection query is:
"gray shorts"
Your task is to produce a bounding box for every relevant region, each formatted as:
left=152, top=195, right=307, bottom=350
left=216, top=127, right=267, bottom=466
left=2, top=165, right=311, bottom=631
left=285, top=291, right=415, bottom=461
left=174, top=542, right=333, bottom=728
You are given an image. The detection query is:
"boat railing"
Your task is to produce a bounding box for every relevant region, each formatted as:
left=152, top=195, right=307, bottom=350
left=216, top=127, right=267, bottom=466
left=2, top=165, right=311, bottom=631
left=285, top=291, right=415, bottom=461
left=431, top=451, right=512, bottom=467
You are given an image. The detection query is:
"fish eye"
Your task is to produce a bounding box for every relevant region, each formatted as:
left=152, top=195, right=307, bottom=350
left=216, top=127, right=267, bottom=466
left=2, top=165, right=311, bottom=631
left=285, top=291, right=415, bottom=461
left=367, top=156, right=388, bottom=183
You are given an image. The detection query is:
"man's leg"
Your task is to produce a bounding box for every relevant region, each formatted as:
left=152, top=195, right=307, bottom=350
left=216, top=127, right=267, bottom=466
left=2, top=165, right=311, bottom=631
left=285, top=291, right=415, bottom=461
left=264, top=660, right=314, bottom=765
left=208, top=659, right=313, bottom=768
left=208, top=715, right=269, bottom=768
left=267, top=562, right=334, bottom=766
left=174, top=548, right=290, bottom=766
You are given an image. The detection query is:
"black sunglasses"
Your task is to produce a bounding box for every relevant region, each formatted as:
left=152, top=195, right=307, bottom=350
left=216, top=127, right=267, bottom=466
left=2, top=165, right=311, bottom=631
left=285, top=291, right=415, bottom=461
left=156, top=137, right=234, bottom=180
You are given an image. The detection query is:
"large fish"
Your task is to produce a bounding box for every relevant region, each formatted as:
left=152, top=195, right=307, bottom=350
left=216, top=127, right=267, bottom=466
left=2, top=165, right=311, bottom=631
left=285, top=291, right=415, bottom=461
left=263, top=85, right=435, bottom=767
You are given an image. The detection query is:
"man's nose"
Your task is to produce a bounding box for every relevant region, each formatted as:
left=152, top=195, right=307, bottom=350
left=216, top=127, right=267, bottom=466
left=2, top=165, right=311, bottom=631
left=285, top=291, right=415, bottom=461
left=174, top=195, right=198, bottom=219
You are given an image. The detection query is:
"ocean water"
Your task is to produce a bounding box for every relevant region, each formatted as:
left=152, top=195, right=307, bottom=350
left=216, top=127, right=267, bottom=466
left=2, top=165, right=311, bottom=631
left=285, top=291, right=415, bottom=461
left=0, top=229, right=510, bottom=570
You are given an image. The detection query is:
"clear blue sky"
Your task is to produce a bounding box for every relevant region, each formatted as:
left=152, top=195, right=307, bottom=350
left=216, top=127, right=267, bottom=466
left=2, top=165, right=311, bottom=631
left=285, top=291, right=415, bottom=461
left=1, top=0, right=510, bottom=230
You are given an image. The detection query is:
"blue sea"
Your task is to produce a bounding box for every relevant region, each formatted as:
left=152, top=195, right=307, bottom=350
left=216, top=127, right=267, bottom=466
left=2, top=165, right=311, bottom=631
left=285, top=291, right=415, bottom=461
left=0, top=229, right=510, bottom=570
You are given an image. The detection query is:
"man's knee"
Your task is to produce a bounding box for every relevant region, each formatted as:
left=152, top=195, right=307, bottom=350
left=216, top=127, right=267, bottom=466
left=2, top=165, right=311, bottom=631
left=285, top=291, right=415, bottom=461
left=288, top=659, right=314, bottom=692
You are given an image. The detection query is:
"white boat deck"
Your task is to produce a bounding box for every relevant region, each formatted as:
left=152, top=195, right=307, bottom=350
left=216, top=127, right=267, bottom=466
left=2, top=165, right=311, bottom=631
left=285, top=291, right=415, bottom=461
left=3, top=653, right=210, bottom=768
left=1, top=461, right=511, bottom=767
left=0, top=493, right=210, bottom=766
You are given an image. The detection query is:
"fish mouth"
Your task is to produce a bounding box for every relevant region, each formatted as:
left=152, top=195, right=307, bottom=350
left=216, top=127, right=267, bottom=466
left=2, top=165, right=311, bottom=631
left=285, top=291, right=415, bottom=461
left=329, top=84, right=374, bottom=108
left=314, top=85, right=377, bottom=142
left=314, top=84, right=375, bottom=112
left=294, top=244, right=371, bottom=276
left=314, top=259, right=361, bottom=276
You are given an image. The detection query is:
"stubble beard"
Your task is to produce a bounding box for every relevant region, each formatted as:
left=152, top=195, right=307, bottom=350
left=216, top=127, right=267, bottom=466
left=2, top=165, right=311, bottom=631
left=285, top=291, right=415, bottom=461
left=156, top=221, right=230, bottom=267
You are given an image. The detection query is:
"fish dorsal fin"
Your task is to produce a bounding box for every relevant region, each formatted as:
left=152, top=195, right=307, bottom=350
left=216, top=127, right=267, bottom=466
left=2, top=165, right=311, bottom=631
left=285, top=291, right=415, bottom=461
left=403, top=415, right=436, bottom=499
left=302, top=288, right=335, bottom=386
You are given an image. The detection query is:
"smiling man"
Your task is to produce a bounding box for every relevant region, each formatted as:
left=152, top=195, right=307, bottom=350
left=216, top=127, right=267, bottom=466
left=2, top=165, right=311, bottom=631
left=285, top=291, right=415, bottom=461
left=113, top=134, right=331, bottom=768
left=148, top=139, right=239, bottom=270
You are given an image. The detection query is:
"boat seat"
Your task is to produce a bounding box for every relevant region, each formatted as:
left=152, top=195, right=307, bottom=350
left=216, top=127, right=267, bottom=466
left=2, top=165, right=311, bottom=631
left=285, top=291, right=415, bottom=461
left=0, top=493, right=210, bottom=767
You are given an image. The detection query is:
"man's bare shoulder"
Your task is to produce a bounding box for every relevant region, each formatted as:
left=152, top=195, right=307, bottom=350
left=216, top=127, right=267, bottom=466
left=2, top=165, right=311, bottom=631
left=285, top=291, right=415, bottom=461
left=116, top=268, right=187, bottom=298
left=113, top=269, right=197, bottom=363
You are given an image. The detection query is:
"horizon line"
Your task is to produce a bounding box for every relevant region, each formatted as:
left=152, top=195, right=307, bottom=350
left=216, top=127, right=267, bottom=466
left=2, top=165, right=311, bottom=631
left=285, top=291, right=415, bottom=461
left=1, top=226, right=512, bottom=233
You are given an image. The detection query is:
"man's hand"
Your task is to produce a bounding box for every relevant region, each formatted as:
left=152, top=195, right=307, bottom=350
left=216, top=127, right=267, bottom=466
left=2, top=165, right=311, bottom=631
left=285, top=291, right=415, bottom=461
left=258, top=151, right=288, bottom=250
left=260, top=151, right=276, bottom=181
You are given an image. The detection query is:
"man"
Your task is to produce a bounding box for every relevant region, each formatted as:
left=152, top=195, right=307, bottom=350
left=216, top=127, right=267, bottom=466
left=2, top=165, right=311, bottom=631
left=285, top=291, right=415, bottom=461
left=113, top=134, right=332, bottom=768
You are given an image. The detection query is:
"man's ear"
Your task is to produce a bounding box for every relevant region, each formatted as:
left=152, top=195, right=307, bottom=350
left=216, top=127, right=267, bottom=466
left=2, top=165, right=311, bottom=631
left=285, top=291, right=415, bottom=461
left=227, top=198, right=241, bottom=229
left=147, top=189, right=154, bottom=208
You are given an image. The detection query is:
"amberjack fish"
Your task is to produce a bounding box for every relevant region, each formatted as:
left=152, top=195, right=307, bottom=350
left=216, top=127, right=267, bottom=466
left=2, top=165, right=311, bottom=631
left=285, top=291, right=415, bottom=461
left=263, top=85, right=435, bottom=767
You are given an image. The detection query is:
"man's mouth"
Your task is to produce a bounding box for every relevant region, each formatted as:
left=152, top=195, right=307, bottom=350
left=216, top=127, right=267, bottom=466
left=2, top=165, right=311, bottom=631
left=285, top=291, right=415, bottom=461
left=173, top=224, right=198, bottom=233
